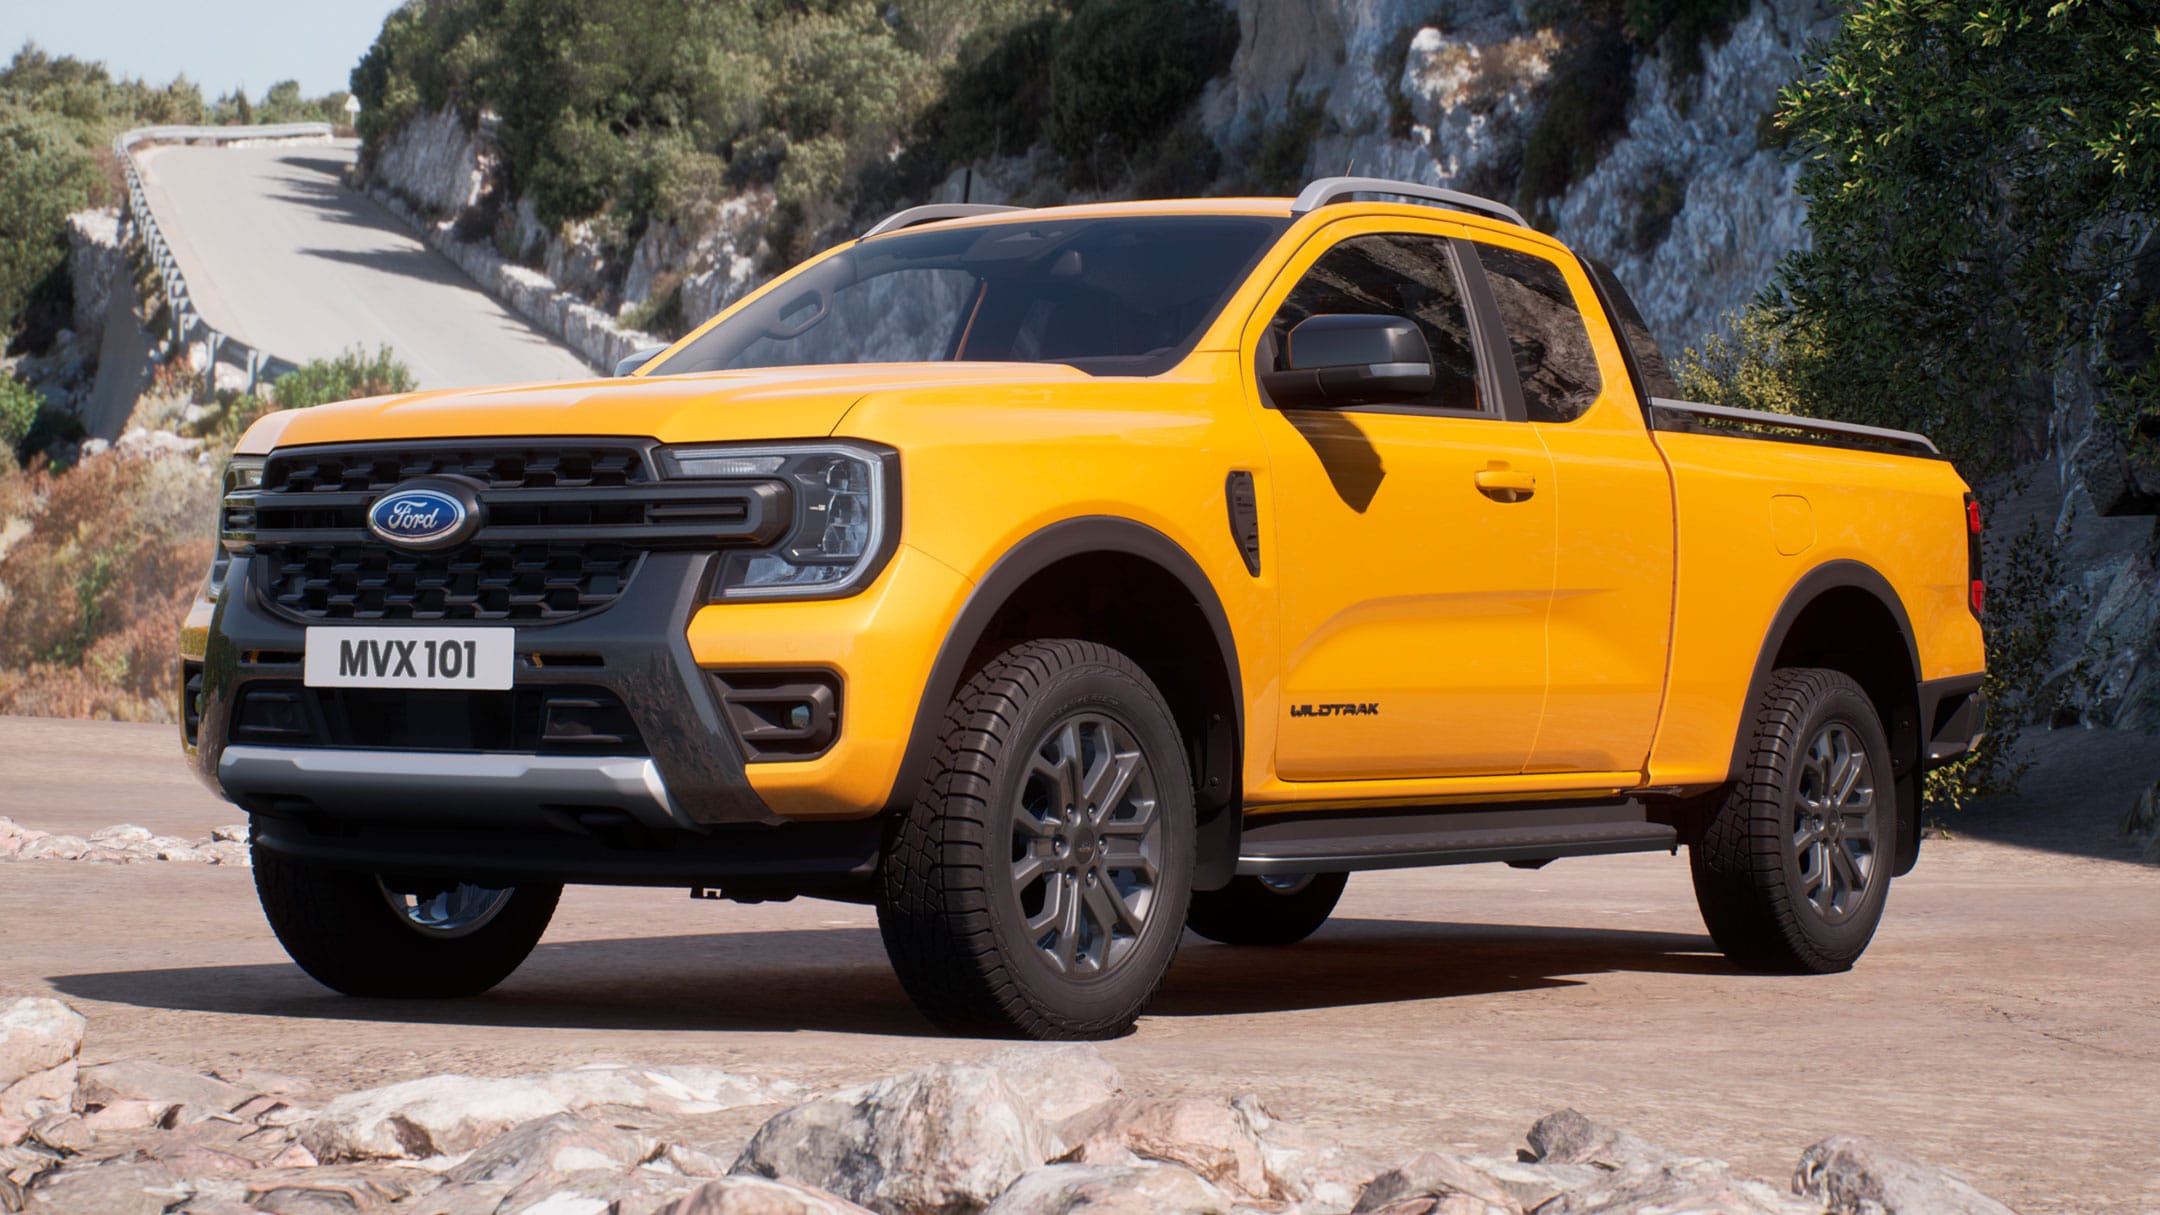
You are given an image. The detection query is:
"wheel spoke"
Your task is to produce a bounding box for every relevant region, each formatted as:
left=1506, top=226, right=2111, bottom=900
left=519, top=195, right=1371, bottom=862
left=1793, top=822, right=1826, bottom=851
left=1085, top=873, right=1142, bottom=937
left=1830, top=839, right=1866, bottom=892
left=1011, top=854, right=1055, bottom=891
left=1054, top=873, right=1084, bottom=970
left=1098, top=839, right=1158, bottom=882
left=1026, top=869, right=1066, bottom=935
left=1838, top=812, right=1873, bottom=844
left=1085, top=750, right=1142, bottom=822
left=1100, top=794, right=1158, bottom=836
left=1831, top=743, right=1866, bottom=805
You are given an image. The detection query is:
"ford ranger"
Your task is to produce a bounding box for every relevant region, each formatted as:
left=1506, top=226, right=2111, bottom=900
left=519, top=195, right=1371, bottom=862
left=181, top=177, right=1988, bottom=1039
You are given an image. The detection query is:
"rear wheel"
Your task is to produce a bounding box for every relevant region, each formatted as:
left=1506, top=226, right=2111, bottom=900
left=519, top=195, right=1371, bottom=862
left=877, top=639, right=1195, bottom=1039
left=1186, top=872, right=1347, bottom=945
left=253, top=842, right=560, bottom=998
left=1690, top=667, right=1894, bottom=973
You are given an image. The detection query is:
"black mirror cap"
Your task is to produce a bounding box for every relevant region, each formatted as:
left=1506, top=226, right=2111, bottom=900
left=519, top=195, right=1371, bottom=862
left=1264, top=314, right=1434, bottom=407
left=615, top=344, right=670, bottom=377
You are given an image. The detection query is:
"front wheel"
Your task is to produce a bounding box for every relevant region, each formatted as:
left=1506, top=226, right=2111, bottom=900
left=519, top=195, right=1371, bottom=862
left=1690, top=667, right=1895, bottom=973
left=253, top=841, right=560, bottom=998
left=1187, top=872, right=1347, bottom=945
left=877, top=639, right=1195, bottom=1039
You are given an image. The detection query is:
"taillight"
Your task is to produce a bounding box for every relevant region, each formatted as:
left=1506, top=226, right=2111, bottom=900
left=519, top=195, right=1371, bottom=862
left=1964, top=492, right=1984, bottom=617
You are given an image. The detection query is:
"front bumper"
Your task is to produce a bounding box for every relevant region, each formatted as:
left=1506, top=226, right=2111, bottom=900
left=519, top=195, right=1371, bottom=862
left=190, top=550, right=901, bottom=892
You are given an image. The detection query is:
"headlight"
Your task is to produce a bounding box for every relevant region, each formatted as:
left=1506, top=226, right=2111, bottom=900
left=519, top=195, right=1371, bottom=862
left=206, top=456, right=264, bottom=600
left=663, top=442, right=896, bottom=600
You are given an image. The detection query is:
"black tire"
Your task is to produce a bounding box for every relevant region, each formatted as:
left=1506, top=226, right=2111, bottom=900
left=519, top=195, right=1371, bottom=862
left=252, top=841, right=560, bottom=998
left=877, top=639, right=1195, bottom=1039
left=1187, top=873, right=1347, bottom=945
left=1690, top=667, right=1895, bottom=973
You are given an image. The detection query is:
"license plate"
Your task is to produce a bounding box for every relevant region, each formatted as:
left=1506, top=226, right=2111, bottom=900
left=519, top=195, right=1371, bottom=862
left=303, top=627, right=515, bottom=690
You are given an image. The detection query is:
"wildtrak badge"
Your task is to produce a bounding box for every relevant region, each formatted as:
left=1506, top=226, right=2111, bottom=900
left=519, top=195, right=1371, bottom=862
left=1290, top=702, right=1381, bottom=717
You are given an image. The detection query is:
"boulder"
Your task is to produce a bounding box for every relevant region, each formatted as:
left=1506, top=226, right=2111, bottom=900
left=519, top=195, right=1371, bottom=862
left=1352, top=1153, right=1521, bottom=1213
left=977, top=1046, right=1123, bottom=1141
left=1059, top=1093, right=1355, bottom=1206
left=79, top=1059, right=248, bottom=1113
left=1532, top=1168, right=1814, bottom=1215
left=657, top=1175, right=879, bottom=1215
left=0, top=1000, right=85, bottom=1122
left=19, top=1159, right=176, bottom=1215
left=296, top=1065, right=793, bottom=1162
left=445, top=1113, right=652, bottom=1190
left=733, top=1060, right=1056, bottom=1214
left=1792, top=1135, right=2016, bottom=1215
left=983, top=1162, right=1232, bottom=1214
left=1522, top=1109, right=1684, bottom=1172
left=242, top=1163, right=439, bottom=1213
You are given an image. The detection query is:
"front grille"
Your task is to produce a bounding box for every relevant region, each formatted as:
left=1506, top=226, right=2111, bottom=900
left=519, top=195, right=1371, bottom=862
left=230, top=441, right=788, bottom=625
left=256, top=542, right=641, bottom=622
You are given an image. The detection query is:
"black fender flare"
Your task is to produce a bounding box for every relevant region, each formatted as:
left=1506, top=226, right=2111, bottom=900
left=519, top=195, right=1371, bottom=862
left=883, top=516, right=1245, bottom=888
left=1729, top=559, right=1925, bottom=873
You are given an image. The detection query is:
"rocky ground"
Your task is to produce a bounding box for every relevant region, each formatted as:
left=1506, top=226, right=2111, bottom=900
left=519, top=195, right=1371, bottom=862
left=0, top=996, right=2016, bottom=1215
left=1, top=717, right=2156, bottom=1214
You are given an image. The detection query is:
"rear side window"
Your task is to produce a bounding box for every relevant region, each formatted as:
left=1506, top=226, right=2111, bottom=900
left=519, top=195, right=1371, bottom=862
left=1475, top=243, right=1601, bottom=423
left=1270, top=234, right=1483, bottom=412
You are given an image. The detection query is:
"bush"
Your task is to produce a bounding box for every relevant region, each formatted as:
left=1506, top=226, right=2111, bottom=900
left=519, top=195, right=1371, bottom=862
left=0, top=378, right=39, bottom=456
left=1045, top=0, right=1237, bottom=174
left=0, top=100, right=99, bottom=347
left=270, top=346, right=417, bottom=410
left=0, top=447, right=215, bottom=722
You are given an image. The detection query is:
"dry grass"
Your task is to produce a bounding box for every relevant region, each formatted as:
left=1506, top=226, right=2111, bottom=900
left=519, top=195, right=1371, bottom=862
left=0, top=447, right=216, bottom=722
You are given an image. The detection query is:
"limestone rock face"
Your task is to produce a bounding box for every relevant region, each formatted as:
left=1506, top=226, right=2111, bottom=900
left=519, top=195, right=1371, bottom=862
left=370, top=105, right=493, bottom=217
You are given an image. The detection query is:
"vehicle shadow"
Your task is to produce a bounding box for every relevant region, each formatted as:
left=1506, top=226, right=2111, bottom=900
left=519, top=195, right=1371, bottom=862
left=49, top=918, right=1726, bottom=1037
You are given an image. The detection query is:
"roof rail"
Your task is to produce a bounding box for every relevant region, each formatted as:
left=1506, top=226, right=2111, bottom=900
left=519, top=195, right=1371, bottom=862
left=861, top=202, right=1026, bottom=239
left=1291, top=176, right=1528, bottom=228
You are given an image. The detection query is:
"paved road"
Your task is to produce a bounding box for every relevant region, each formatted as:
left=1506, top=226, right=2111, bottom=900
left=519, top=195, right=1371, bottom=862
left=2, top=716, right=2156, bottom=1213
left=132, top=141, right=594, bottom=390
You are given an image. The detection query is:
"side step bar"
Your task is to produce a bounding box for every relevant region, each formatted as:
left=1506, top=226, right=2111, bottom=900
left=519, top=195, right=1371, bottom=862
left=1235, top=799, right=1678, bottom=876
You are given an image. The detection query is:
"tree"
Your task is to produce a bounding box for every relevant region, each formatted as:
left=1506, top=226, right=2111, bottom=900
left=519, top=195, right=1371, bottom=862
left=0, top=102, right=97, bottom=344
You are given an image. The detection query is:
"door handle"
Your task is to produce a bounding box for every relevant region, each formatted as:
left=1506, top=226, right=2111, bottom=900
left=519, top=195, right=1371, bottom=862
left=1474, top=467, right=1537, bottom=502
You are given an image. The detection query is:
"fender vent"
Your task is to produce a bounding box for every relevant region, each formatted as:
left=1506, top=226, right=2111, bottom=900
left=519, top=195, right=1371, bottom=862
left=1226, top=471, right=1261, bottom=577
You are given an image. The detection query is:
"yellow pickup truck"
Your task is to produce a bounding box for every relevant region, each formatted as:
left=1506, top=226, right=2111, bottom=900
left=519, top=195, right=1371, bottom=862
left=182, top=177, right=1987, bottom=1039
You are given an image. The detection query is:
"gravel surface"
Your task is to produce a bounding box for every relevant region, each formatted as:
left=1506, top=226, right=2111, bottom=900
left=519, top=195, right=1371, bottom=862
left=0, top=716, right=2154, bottom=1213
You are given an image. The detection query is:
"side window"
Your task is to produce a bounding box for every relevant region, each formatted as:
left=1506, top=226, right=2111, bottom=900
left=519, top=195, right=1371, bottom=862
left=1476, top=243, right=1602, bottom=423
left=1270, top=234, right=1483, bottom=412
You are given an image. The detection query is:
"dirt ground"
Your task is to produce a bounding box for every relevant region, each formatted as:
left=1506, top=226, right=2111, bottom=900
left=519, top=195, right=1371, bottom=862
left=1, top=716, right=2155, bottom=1213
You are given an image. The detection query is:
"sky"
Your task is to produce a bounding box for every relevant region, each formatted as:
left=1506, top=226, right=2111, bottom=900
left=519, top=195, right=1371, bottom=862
left=4, top=0, right=405, bottom=99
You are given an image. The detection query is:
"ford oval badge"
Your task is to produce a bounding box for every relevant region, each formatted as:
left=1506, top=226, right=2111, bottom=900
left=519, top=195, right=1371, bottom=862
left=367, top=486, right=474, bottom=550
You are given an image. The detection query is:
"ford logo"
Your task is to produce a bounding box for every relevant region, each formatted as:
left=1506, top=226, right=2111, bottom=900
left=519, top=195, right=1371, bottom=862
left=367, top=484, right=479, bottom=550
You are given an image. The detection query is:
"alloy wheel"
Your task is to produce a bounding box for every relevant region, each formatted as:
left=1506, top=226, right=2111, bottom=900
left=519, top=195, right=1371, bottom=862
left=1009, top=712, right=1165, bottom=978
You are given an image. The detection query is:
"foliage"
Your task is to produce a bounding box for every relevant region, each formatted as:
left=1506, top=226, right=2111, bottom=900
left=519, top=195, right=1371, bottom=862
left=1624, top=0, right=1751, bottom=78
left=1516, top=14, right=1637, bottom=224
left=1044, top=0, right=1236, bottom=176
left=1761, top=0, right=2160, bottom=476
left=0, top=378, right=40, bottom=456
left=0, top=446, right=216, bottom=722
left=0, top=44, right=207, bottom=347
left=209, top=80, right=353, bottom=127
left=271, top=345, right=418, bottom=409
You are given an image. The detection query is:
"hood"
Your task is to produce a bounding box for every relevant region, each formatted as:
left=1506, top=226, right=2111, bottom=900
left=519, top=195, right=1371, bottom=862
left=239, top=362, right=1094, bottom=454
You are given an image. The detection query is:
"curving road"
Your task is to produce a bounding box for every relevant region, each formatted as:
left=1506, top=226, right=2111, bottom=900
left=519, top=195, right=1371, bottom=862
left=3, top=715, right=2158, bottom=1213
left=131, top=140, right=593, bottom=390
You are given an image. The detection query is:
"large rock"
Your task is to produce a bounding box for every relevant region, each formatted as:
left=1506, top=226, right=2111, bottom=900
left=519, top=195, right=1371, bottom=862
left=1522, top=1108, right=1684, bottom=1172
left=444, top=1112, right=651, bottom=1190
left=19, top=1159, right=176, bottom=1215
left=658, top=1175, right=878, bottom=1215
left=1532, top=1168, right=1815, bottom=1215
left=982, top=1162, right=1232, bottom=1214
left=732, top=1060, right=1057, bottom=1214
left=78, top=1060, right=247, bottom=1114
left=294, top=1065, right=794, bottom=1162
left=1792, top=1135, right=2016, bottom=1215
left=1353, top=1153, right=1522, bottom=1213
left=0, top=1000, right=85, bottom=1122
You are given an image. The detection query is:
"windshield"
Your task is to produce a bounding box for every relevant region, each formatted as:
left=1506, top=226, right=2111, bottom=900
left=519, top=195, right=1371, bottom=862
left=649, top=215, right=1289, bottom=378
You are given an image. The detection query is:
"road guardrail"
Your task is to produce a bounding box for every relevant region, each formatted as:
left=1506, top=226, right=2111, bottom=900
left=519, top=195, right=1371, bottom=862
left=114, top=123, right=336, bottom=395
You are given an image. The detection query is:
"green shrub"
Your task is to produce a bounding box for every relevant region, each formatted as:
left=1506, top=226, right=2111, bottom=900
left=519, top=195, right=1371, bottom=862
left=0, top=100, right=98, bottom=347
left=0, top=378, right=39, bottom=455
left=1045, top=0, right=1237, bottom=174
left=271, top=346, right=418, bottom=410
left=923, top=9, right=1060, bottom=166
left=1515, top=17, right=1635, bottom=225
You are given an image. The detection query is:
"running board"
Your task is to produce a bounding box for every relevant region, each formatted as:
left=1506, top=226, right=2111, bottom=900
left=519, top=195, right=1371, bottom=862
left=1234, top=799, right=1678, bottom=876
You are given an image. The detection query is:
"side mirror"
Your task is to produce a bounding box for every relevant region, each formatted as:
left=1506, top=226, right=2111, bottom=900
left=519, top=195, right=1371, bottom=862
left=1261, top=314, right=1434, bottom=407
left=615, top=344, right=669, bottom=378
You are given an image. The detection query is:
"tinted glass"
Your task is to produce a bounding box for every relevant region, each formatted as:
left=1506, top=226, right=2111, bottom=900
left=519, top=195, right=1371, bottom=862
left=1269, top=234, right=1482, bottom=412
left=1477, top=243, right=1602, bottom=423
left=653, top=216, right=1288, bottom=378
left=1584, top=256, right=1681, bottom=400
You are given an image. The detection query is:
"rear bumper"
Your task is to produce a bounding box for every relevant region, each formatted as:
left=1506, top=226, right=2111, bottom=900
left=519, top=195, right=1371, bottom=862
left=1920, top=673, right=1987, bottom=768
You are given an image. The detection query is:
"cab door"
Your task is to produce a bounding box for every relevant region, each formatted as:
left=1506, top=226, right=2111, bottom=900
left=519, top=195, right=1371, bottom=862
left=1248, top=220, right=1557, bottom=781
